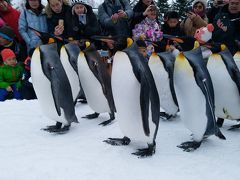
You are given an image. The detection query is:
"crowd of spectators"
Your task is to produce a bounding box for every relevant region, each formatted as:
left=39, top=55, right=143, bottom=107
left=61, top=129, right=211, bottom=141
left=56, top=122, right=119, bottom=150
left=0, top=0, right=239, bottom=101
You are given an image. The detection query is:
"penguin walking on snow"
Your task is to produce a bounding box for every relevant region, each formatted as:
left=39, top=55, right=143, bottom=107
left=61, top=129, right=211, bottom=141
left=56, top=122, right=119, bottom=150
left=174, top=45, right=225, bottom=152
left=104, top=40, right=160, bottom=157
left=148, top=51, right=178, bottom=120
left=77, top=41, right=116, bottom=126
left=207, top=46, right=240, bottom=130
left=31, top=43, right=78, bottom=133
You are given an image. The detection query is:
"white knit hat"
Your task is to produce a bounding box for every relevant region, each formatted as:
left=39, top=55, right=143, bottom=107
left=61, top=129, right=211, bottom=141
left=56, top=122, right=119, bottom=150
left=192, top=0, right=207, bottom=9
left=71, top=0, right=88, bottom=6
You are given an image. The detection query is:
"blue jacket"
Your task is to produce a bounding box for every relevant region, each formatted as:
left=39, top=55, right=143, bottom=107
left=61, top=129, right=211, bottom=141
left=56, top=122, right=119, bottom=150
left=18, top=7, right=48, bottom=52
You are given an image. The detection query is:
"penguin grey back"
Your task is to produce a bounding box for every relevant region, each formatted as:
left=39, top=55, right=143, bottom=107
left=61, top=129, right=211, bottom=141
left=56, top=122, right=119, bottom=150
left=219, top=48, right=240, bottom=95
left=39, top=43, right=78, bottom=124
left=64, top=43, right=80, bottom=74
left=158, top=51, right=178, bottom=106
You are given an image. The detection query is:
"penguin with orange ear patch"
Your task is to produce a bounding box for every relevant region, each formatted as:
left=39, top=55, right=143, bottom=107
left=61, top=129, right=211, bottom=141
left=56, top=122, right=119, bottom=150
left=104, top=39, right=160, bottom=157
left=207, top=45, right=240, bottom=130
left=174, top=45, right=225, bottom=152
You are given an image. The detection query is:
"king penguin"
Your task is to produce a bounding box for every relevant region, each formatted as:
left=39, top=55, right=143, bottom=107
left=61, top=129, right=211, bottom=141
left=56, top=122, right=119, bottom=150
left=31, top=43, right=78, bottom=133
left=104, top=39, right=160, bottom=157
left=174, top=44, right=225, bottom=152
left=148, top=51, right=178, bottom=120
left=77, top=41, right=116, bottom=126
left=60, top=43, right=81, bottom=103
left=207, top=46, right=240, bottom=130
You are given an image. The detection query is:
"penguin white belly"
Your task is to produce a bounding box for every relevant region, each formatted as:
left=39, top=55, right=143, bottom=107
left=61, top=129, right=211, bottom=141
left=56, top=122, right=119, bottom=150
left=31, top=49, right=68, bottom=125
left=174, top=58, right=207, bottom=141
left=208, top=55, right=240, bottom=119
left=60, top=47, right=80, bottom=101
left=78, top=52, right=110, bottom=113
left=234, top=52, right=240, bottom=70
left=148, top=54, right=178, bottom=115
left=112, top=52, right=156, bottom=143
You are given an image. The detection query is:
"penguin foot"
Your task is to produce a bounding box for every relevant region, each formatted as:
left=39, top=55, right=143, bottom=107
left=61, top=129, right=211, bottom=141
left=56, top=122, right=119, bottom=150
left=217, top=118, right=224, bottom=127
left=82, top=112, right=100, bottom=119
left=78, top=99, right=87, bottom=104
left=99, top=119, right=114, bottom=126
left=42, top=122, right=62, bottom=132
left=177, top=141, right=201, bottom=152
left=99, top=113, right=115, bottom=126
left=159, top=112, right=173, bottom=120
left=47, top=125, right=71, bottom=134
left=228, top=124, right=240, bottom=131
left=132, top=142, right=156, bottom=158
left=103, top=136, right=131, bottom=146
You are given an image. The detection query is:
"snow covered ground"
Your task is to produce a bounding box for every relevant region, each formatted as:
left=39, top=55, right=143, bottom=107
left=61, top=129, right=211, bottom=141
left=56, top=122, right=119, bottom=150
left=0, top=99, right=240, bottom=180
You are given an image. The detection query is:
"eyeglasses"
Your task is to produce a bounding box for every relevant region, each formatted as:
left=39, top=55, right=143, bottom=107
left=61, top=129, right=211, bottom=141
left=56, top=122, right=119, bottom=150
left=193, top=5, right=203, bottom=9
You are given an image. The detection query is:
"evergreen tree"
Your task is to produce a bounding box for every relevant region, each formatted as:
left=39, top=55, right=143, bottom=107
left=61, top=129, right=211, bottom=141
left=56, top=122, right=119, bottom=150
left=157, top=0, right=170, bottom=14
left=171, top=0, right=194, bottom=18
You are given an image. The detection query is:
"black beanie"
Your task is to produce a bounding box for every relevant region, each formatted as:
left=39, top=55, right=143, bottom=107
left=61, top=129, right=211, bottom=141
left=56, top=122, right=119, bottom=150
left=0, top=25, right=15, bottom=41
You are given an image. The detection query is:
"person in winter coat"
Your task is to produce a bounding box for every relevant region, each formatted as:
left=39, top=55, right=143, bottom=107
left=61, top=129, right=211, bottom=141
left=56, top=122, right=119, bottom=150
left=0, top=17, right=5, bottom=27
left=132, top=6, right=163, bottom=57
left=212, top=0, right=240, bottom=55
left=45, top=0, right=71, bottom=37
left=162, top=11, right=185, bottom=36
left=0, top=25, right=26, bottom=64
left=64, top=0, right=100, bottom=40
left=0, top=48, right=23, bottom=101
left=130, top=0, right=156, bottom=29
left=0, top=0, right=22, bottom=42
left=207, top=0, right=229, bottom=23
left=18, top=0, right=48, bottom=54
left=98, top=0, right=133, bottom=36
left=180, top=0, right=208, bottom=36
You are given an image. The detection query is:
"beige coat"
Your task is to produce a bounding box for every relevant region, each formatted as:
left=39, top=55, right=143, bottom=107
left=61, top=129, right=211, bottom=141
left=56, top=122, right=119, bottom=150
left=180, top=15, right=208, bottom=36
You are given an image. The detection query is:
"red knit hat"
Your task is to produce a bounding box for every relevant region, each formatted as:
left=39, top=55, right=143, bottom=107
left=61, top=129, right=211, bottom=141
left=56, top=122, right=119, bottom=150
left=1, top=48, right=16, bottom=62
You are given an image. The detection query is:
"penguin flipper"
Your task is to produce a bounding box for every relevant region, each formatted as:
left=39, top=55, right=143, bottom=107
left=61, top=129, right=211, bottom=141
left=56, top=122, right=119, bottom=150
left=49, top=66, right=62, bottom=116
left=220, top=48, right=240, bottom=95
left=140, top=78, right=150, bottom=136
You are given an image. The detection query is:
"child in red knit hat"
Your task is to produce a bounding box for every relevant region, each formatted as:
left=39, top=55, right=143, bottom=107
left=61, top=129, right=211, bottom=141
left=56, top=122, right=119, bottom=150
left=0, top=48, right=23, bottom=101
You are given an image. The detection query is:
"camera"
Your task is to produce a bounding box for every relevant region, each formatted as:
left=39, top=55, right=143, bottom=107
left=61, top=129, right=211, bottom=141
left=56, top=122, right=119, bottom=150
left=186, top=6, right=192, bottom=12
left=112, top=5, right=121, bottom=14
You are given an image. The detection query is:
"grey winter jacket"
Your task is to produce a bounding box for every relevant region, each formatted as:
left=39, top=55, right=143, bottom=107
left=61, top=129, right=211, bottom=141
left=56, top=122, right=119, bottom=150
left=98, top=0, right=133, bottom=36
left=18, top=7, right=48, bottom=52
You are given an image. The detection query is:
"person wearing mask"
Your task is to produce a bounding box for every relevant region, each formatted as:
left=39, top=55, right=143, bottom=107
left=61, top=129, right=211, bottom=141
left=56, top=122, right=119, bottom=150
left=18, top=0, right=48, bottom=54
left=180, top=0, right=208, bottom=36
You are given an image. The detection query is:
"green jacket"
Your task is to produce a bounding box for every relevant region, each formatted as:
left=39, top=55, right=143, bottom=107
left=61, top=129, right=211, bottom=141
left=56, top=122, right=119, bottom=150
left=0, top=64, right=23, bottom=89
